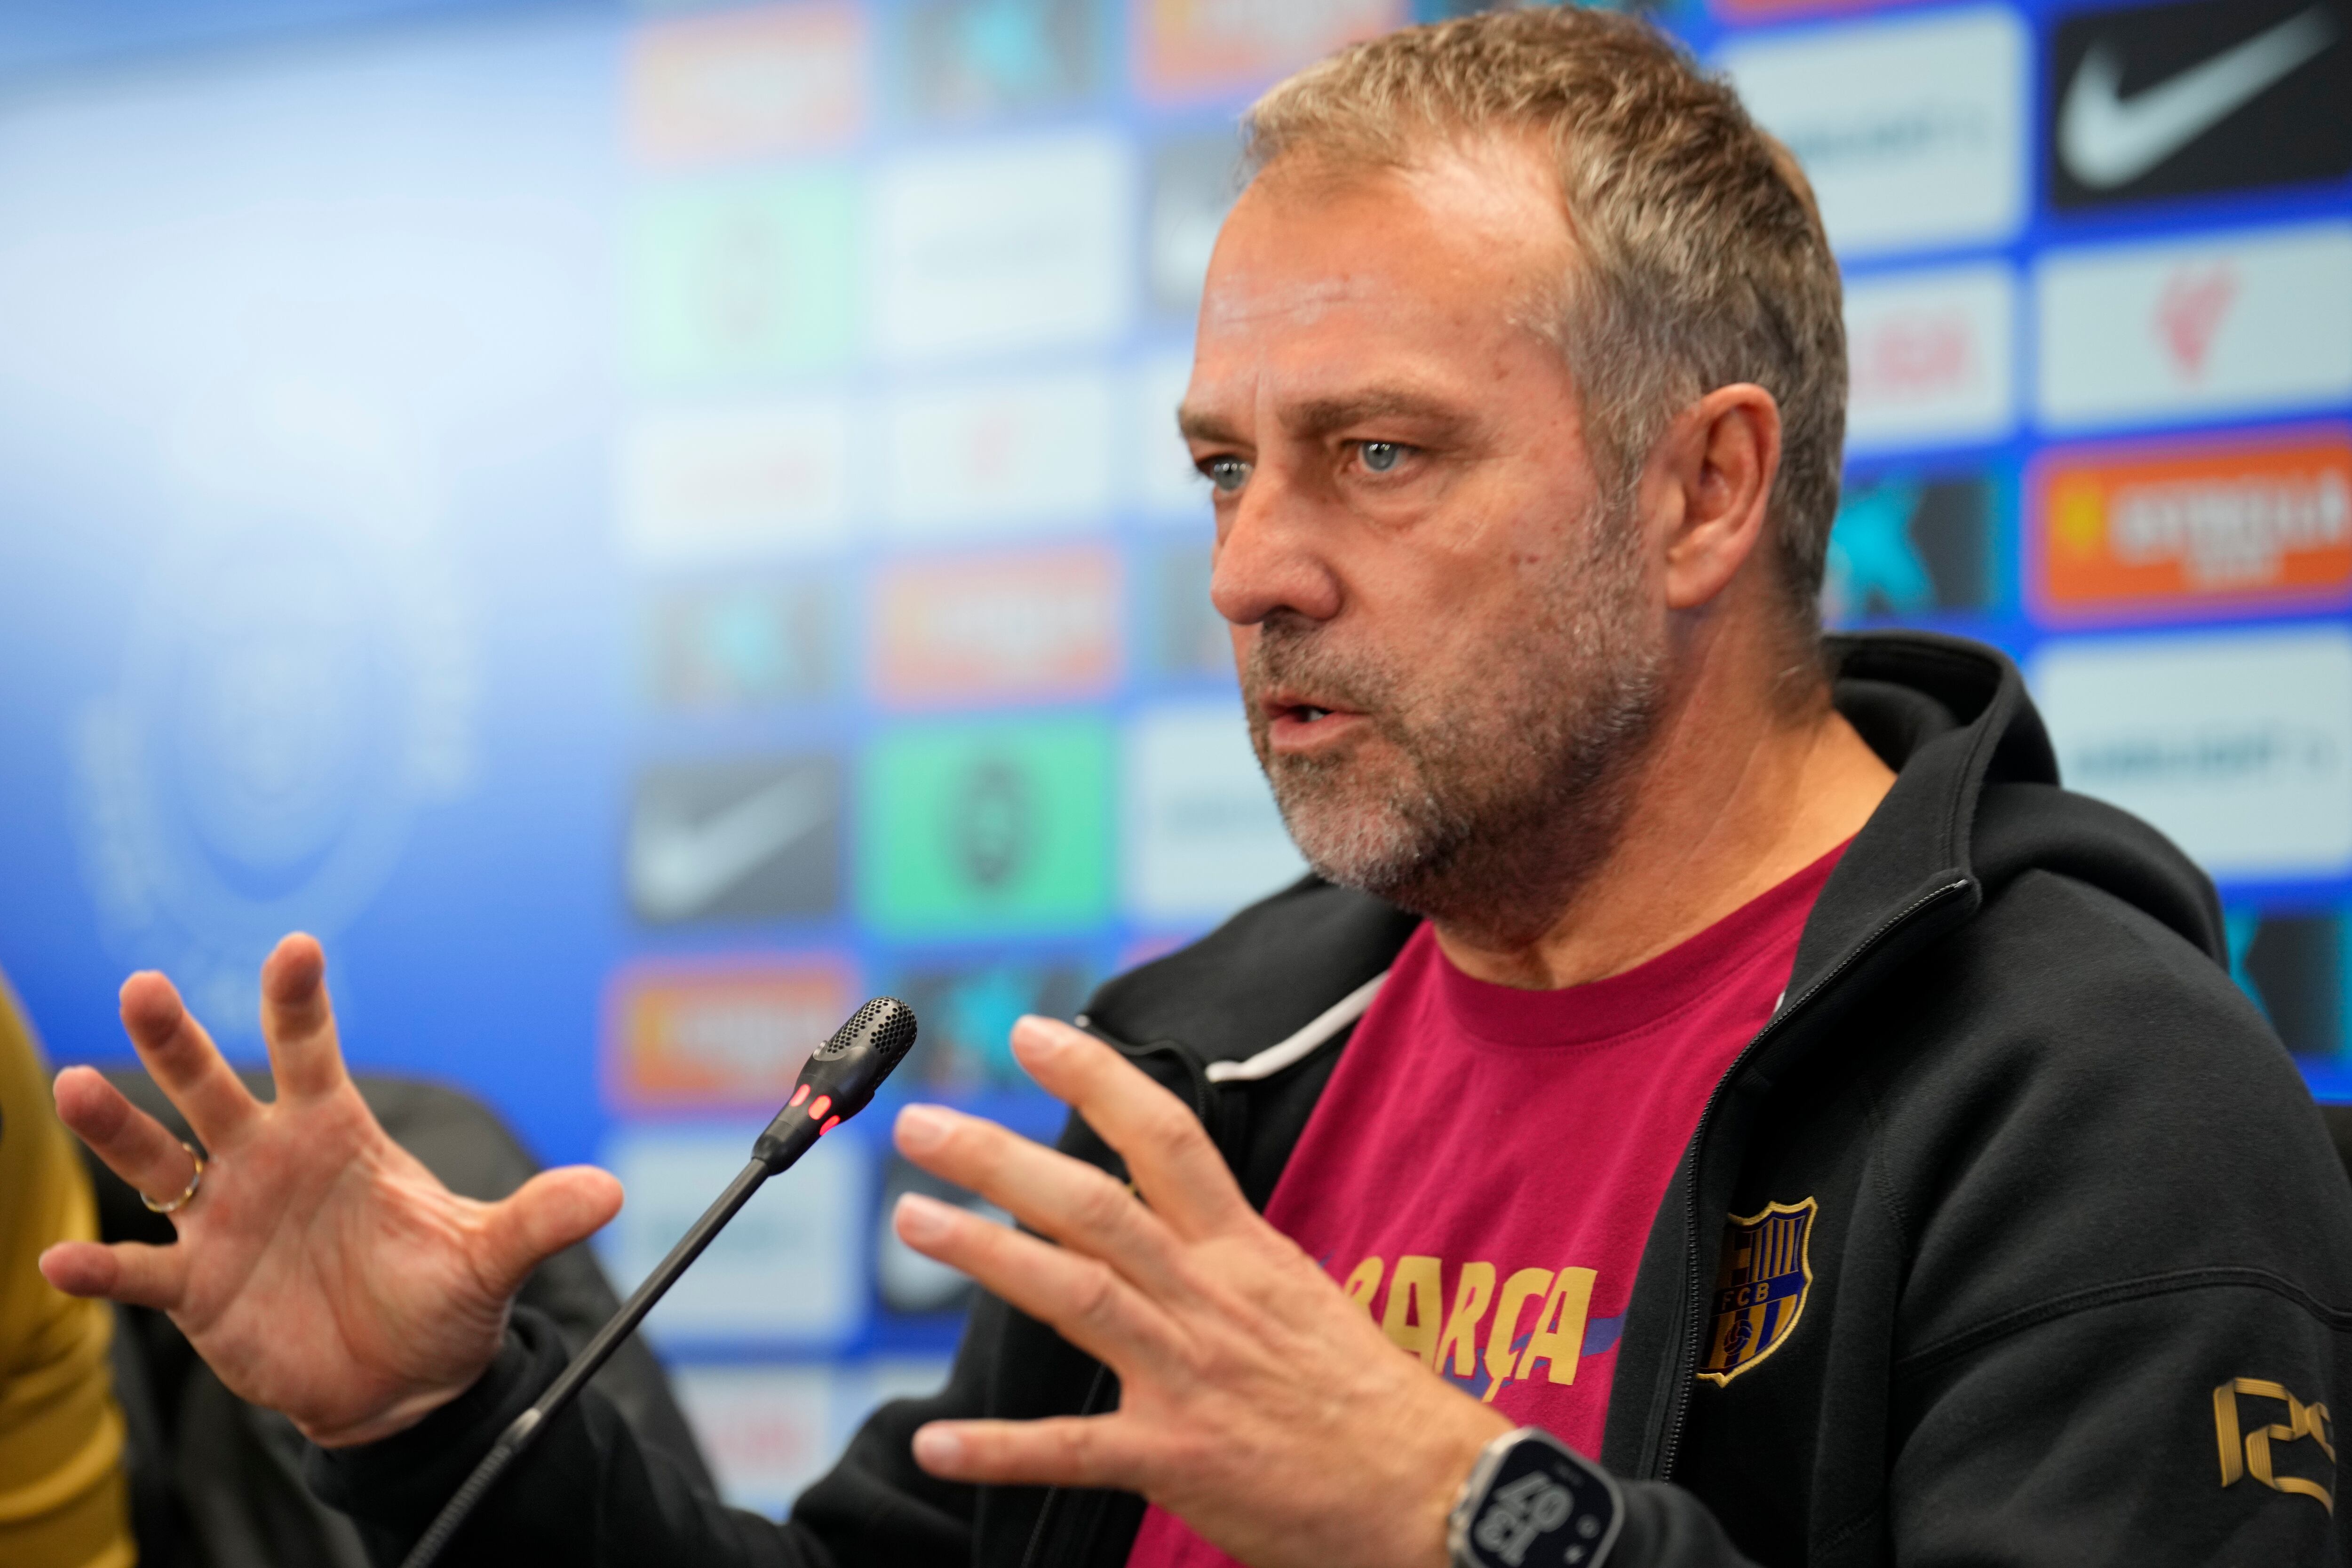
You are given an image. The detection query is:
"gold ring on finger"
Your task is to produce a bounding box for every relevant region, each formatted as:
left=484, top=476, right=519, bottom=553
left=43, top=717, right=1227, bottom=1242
left=140, top=1141, right=206, bottom=1215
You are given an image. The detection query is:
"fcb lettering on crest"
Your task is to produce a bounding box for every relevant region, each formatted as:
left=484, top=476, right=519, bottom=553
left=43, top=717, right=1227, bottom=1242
left=1697, top=1198, right=1818, bottom=1386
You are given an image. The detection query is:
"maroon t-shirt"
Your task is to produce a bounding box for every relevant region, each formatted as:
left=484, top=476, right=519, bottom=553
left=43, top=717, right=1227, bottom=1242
left=1124, top=844, right=1847, bottom=1568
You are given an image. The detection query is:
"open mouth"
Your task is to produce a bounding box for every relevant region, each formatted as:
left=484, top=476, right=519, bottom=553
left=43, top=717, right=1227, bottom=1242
left=1261, top=693, right=1365, bottom=743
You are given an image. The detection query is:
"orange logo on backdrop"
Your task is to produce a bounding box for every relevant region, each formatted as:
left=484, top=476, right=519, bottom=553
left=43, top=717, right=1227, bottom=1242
left=606, top=957, right=856, bottom=1111
left=628, top=3, right=867, bottom=167
left=877, top=547, right=1121, bottom=704
left=1133, top=0, right=1406, bottom=103
left=2036, top=430, right=2352, bottom=615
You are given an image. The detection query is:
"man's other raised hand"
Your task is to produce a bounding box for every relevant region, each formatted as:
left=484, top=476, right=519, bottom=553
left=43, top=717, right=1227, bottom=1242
left=37, top=934, right=621, bottom=1448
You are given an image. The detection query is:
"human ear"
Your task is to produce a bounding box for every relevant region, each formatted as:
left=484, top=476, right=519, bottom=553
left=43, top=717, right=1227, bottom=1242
left=1653, top=383, right=1781, bottom=613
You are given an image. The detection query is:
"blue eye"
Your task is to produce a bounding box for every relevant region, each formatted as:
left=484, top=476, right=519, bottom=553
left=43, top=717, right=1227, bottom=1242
left=1360, top=441, right=1404, bottom=473
left=1205, top=456, right=1251, bottom=493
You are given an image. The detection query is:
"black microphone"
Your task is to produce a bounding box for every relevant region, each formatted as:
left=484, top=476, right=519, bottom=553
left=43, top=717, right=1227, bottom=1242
left=397, top=996, right=920, bottom=1568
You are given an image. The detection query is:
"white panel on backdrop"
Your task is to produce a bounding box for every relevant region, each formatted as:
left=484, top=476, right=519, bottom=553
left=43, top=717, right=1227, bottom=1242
left=2035, top=221, right=2352, bottom=433
left=600, top=1125, right=867, bottom=1342
left=2032, top=624, right=2352, bottom=881
left=1131, top=349, right=1204, bottom=522
left=670, top=1365, right=835, bottom=1519
left=884, top=367, right=1115, bottom=540
left=1843, top=263, right=2017, bottom=453
left=618, top=400, right=855, bottom=563
left=875, top=129, right=1136, bottom=362
left=1125, top=700, right=1305, bottom=925
left=671, top=1357, right=956, bottom=1520
left=1723, top=5, right=2026, bottom=258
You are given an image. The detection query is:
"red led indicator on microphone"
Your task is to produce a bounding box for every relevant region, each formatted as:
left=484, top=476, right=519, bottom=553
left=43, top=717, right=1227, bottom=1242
left=820, top=1116, right=841, bottom=1136
left=788, top=1085, right=810, bottom=1108
left=807, top=1094, right=832, bottom=1121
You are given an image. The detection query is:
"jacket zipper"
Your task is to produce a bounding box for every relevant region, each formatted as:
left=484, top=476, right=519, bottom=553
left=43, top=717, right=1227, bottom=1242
left=1018, top=1034, right=1219, bottom=1568
left=1654, top=877, right=1971, bottom=1481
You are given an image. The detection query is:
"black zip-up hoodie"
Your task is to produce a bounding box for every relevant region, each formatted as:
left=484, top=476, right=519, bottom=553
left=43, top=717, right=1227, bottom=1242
left=312, top=632, right=2352, bottom=1566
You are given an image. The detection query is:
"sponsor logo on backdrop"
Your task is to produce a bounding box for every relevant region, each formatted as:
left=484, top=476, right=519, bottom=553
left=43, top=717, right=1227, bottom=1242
left=1131, top=350, right=1204, bottom=520
left=1843, top=263, right=2017, bottom=453
left=600, top=1124, right=867, bottom=1343
left=2035, top=222, right=2352, bottom=432
left=1143, top=542, right=1229, bottom=677
left=619, top=402, right=854, bottom=565
left=874, top=131, right=1134, bottom=362
left=890, top=956, right=1096, bottom=1090
left=628, top=174, right=861, bottom=386
left=2049, top=0, right=2350, bottom=211
left=860, top=717, right=1113, bottom=937
left=2226, top=906, right=2346, bottom=1059
left=670, top=1366, right=836, bottom=1517
left=902, top=0, right=1100, bottom=122
left=1722, top=6, right=2026, bottom=257
left=627, top=2, right=867, bottom=167
left=876, top=547, right=1121, bottom=705
left=1133, top=0, right=1405, bottom=103
left=2032, top=427, right=2352, bottom=620
left=604, top=955, right=855, bottom=1111
left=1125, top=700, right=1305, bottom=926
left=883, top=368, right=1116, bottom=541
left=2031, top=624, right=2352, bottom=880
left=1148, top=131, right=1244, bottom=318
left=644, top=577, right=838, bottom=711
left=627, top=755, right=842, bottom=924
left=1825, top=467, right=2002, bottom=624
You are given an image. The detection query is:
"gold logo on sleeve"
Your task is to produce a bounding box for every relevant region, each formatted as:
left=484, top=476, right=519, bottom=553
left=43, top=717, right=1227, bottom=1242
left=2215, top=1378, right=2336, bottom=1514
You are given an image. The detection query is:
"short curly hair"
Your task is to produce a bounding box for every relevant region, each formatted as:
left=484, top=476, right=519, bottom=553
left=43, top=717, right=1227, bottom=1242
left=1245, top=7, right=1846, bottom=633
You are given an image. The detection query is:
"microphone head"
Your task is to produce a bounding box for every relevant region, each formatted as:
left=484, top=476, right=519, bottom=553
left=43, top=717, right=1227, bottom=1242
left=814, top=995, right=918, bottom=1071
left=757, top=998, right=923, bottom=1169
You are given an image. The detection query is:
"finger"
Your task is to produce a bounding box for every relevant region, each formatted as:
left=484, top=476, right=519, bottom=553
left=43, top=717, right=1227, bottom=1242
left=893, top=1192, right=1178, bottom=1372
left=119, top=971, right=262, bottom=1150
left=260, top=933, right=350, bottom=1101
left=1010, top=1018, right=1251, bottom=1239
left=38, top=1239, right=189, bottom=1311
left=893, top=1104, right=1197, bottom=1302
left=911, top=1415, right=1144, bottom=1490
left=53, top=1066, right=206, bottom=1208
left=474, top=1166, right=625, bottom=1301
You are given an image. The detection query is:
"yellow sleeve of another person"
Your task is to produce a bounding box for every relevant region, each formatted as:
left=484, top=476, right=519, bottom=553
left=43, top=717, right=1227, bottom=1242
left=0, top=971, right=134, bottom=1568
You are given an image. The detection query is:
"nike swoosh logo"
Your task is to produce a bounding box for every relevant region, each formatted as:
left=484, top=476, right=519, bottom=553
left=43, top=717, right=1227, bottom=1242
left=629, top=767, right=832, bottom=919
left=2059, top=5, right=2339, bottom=190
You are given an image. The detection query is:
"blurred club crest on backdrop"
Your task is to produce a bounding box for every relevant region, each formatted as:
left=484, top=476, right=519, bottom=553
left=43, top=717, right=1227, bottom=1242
left=71, top=382, right=477, bottom=1035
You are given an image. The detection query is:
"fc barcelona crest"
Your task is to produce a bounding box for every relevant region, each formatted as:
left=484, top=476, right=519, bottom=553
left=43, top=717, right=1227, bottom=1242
left=1697, top=1197, right=1817, bottom=1385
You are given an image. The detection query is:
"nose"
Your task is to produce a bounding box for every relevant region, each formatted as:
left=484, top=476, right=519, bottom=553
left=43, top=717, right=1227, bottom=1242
left=1208, top=467, right=1343, bottom=630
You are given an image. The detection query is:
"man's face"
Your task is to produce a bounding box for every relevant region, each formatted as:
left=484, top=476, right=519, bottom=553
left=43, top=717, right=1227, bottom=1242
left=1181, top=141, right=1666, bottom=939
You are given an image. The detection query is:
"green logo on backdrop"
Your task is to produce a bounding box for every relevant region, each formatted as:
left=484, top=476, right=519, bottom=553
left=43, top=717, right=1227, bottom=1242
left=628, top=170, right=859, bottom=385
left=862, top=717, right=1112, bottom=938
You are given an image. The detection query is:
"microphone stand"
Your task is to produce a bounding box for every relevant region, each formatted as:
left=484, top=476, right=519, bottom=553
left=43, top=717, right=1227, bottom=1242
left=398, top=997, right=918, bottom=1568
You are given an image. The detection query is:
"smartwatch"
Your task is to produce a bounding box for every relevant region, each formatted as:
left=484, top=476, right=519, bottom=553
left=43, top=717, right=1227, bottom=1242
left=1447, top=1427, right=1623, bottom=1568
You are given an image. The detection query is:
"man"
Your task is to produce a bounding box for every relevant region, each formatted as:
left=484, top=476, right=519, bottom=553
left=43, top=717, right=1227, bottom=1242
left=36, top=9, right=2352, bottom=1566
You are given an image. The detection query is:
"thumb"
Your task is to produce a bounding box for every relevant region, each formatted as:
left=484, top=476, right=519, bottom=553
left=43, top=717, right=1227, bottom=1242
left=476, top=1165, right=624, bottom=1301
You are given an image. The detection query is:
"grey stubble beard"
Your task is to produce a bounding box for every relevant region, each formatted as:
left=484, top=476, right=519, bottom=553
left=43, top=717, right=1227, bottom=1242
left=1241, top=508, right=1666, bottom=951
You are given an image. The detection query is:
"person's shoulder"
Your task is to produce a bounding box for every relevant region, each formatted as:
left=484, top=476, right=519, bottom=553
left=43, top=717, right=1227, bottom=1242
left=1858, top=836, right=2352, bottom=1310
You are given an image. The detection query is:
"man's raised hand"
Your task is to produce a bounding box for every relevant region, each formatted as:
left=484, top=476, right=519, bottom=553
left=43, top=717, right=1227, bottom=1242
left=888, top=1017, right=1513, bottom=1568
left=37, top=934, right=621, bottom=1448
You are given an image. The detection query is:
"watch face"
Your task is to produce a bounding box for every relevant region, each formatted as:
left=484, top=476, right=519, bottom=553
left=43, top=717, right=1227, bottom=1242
left=1463, top=1437, right=1619, bottom=1568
